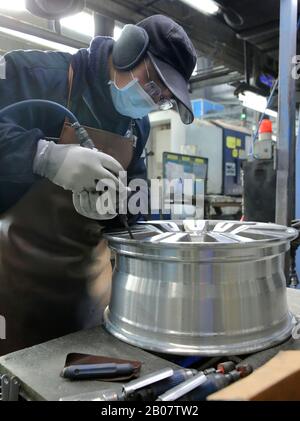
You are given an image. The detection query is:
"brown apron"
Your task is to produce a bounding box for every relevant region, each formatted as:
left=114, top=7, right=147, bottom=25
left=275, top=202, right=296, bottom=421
left=0, top=66, right=134, bottom=356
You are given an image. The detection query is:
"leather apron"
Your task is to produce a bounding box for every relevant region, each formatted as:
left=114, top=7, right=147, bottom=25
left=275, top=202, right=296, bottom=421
left=0, top=66, right=134, bottom=356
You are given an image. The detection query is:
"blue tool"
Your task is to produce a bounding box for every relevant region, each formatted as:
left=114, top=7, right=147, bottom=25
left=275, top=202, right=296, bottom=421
left=62, top=363, right=135, bottom=380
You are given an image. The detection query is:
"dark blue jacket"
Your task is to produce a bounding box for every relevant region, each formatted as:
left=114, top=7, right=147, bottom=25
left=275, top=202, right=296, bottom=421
left=0, top=37, right=150, bottom=213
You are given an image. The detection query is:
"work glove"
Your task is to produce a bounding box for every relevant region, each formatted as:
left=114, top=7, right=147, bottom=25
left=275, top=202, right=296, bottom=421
left=73, top=180, right=129, bottom=221
left=73, top=191, right=117, bottom=220
left=33, top=139, right=127, bottom=195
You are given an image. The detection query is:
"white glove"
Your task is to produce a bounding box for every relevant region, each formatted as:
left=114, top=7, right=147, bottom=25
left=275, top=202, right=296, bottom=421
left=33, top=139, right=127, bottom=194
left=73, top=191, right=117, bottom=220
left=73, top=180, right=129, bottom=221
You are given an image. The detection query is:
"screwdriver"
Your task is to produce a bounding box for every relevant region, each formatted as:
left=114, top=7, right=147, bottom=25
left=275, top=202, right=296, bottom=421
left=73, top=123, right=134, bottom=239
left=61, top=363, right=135, bottom=380
left=119, top=215, right=134, bottom=239
left=60, top=368, right=194, bottom=401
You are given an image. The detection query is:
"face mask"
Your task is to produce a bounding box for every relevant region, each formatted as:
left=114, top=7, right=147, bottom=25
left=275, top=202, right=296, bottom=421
left=109, top=73, right=159, bottom=119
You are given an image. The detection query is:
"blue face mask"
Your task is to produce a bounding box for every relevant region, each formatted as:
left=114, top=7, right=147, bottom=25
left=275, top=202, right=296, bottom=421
left=109, top=73, right=159, bottom=119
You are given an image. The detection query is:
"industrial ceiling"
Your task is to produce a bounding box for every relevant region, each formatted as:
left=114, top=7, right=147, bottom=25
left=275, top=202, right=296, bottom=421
left=0, top=0, right=299, bottom=92
left=85, top=0, right=290, bottom=76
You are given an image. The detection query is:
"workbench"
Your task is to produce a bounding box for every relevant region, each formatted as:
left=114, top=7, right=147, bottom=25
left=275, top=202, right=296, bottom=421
left=0, top=289, right=299, bottom=401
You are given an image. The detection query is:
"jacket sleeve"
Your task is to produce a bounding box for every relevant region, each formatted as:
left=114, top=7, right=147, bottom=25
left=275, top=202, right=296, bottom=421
left=0, top=53, right=45, bottom=184
left=0, top=117, right=44, bottom=184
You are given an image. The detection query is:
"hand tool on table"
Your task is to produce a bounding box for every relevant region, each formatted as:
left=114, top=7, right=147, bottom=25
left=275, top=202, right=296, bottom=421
left=73, top=122, right=134, bottom=239
left=156, top=361, right=246, bottom=401
left=156, top=371, right=208, bottom=402
left=126, top=368, right=197, bottom=401
left=62, top=363, right=136, bottom=380
left=178, top=364, right=253, bottom=401
left=60, top=367, right=194, bottom=401
left=173, top=364, right=253, bottom=402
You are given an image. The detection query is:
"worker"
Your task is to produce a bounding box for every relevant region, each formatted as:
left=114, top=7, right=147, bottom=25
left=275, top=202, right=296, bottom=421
left=0, top=14, right=197, bottom=355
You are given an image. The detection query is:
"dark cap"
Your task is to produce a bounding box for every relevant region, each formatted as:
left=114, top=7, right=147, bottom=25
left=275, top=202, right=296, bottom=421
left=137, top=15, right=197, bottom=125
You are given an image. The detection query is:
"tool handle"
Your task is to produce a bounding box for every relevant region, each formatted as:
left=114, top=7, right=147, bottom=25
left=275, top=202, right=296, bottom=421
left=157, top=372, right=207, bottom=401
left=119, top=215, right=134, bottom=239
left=179, top=378, right=218, bottom=401
left=72, top=123, right=96, bottom=150
left=151, top=370, right=195, bottom=395
left=179, top=373, right=231, bottom=401
left=133, top=369, right=195, bottom=401
left=123, top=368, right=174, bottom=397
left=62, top=363, right=134, bottom=380
left=217, top=361, right=236, bottom=374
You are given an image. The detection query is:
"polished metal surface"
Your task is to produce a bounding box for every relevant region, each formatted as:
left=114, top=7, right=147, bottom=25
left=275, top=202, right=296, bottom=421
left=104, top=221, right=298, bottom=356
left=276, top=0, right=298, bottom=226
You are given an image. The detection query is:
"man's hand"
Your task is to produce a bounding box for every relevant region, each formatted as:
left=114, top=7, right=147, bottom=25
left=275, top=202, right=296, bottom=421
left=73, top=180, right=129, bottom=221
left=72, top=191, right=118, bottom=220
left=33, top=140, right=127, bottom=194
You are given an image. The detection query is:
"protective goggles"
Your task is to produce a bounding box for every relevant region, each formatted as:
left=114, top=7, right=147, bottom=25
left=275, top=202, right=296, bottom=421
left=143, top=81, right=175, bottom=111
left=143, top=60, right=175, bottom=111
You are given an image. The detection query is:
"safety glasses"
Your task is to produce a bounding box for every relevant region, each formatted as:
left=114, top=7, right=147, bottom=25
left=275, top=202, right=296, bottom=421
left=143, top=60, right=175, bottom=111
left=143, top=80, right=174, bottom=111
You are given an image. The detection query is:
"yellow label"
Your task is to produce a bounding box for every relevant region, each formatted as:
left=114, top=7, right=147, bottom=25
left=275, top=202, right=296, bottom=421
left=236, top=138, right=242, bottom=148
left=226, top=136, right=236, bottom=149
left=167, top=154, right=178, bottom=161
left=232, top=149, right=238, bottom=158
left=195, top=158, right=205, bottom=164
left=182, top=156, right=190, bottom=162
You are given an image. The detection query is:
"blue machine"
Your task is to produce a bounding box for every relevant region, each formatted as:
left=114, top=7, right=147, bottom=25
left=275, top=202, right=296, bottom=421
left=185, top=121, right=249, bottom=197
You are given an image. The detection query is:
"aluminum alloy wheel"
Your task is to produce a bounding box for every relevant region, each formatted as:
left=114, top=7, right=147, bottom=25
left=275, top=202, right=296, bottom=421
left=104, top=221, right=298, bottom=356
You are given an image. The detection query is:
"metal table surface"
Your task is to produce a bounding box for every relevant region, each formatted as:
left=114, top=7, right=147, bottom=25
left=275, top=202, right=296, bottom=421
left=0, top=327, right=180, bottom=401
left=0, top=288, right=299, bottom=401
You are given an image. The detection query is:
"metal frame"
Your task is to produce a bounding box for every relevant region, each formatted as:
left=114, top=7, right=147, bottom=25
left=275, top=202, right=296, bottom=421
left=0, top=14, right=88, bottom=49
left=94, top=13, right=115, bottom=37
left=276, top=0, right=298, bottom=226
